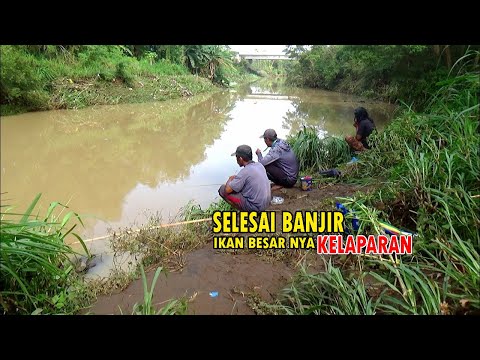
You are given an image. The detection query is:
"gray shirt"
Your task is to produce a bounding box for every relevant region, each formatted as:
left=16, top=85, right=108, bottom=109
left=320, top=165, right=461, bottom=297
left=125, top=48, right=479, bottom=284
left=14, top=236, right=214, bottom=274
left=257, top=139, right=299, bottom=183
left=228, top=161, right=271, bottom=211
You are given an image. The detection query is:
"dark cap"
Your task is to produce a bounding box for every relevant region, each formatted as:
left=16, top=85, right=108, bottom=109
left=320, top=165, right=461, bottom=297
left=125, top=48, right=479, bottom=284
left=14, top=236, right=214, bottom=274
left=231, top=144, right=253, bottom=160
left=260, top=128, right=277, bottom=140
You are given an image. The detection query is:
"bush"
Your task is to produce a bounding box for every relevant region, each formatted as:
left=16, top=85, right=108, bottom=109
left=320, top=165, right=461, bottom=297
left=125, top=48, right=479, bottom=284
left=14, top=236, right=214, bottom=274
left=0, top=46, right=50, bottom=108
left=115, top=60, right=138, bottom=87
left=1, top=194, right=90, bottom=314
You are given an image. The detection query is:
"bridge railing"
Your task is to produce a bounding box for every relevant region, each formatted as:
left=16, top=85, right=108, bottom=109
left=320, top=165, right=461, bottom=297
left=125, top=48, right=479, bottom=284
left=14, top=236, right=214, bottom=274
left=238, top=54, right=292, bottom=60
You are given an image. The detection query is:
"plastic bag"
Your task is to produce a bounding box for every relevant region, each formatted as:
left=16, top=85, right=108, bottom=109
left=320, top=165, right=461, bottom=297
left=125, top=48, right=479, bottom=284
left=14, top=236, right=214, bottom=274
left=271, top=196, right=284, bottom=205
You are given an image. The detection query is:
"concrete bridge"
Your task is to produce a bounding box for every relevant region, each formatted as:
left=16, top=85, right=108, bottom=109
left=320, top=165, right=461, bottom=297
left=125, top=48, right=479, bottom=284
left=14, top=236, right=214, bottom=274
left=240, top=54, right=291, bottom=60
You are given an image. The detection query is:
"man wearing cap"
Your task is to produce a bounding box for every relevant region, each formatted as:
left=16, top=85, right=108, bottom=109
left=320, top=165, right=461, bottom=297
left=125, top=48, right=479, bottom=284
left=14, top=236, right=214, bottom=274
left=256, top=129, right=299, bottom=191
left=218, top=145, right=272, bottom=212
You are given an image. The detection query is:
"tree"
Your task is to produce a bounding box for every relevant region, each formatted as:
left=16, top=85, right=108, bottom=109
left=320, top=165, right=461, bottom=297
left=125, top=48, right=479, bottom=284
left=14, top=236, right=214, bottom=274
left=284, top=45, right=310, bottom=59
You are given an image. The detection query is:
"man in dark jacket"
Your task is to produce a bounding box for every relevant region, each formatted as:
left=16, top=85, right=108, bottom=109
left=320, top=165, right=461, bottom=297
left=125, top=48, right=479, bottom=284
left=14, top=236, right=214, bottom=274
left=255, top=129, right=299, bottom=190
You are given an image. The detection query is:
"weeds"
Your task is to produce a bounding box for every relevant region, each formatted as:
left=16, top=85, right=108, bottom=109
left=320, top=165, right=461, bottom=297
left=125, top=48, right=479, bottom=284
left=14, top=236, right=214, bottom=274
left=276, top=54, right=479, bottom=315
left=272, top=259, right=377, bottom=315
left=0, top=193, right=91, bottom=314
left=131, top=264, right=188, bottom=315
left=288, top=127, right=351, bottom=172
left=109, top=208, right=214, bottom=273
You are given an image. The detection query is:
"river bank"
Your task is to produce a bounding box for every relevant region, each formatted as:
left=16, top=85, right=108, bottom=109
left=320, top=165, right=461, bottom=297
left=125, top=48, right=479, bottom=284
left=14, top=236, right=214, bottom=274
left=0, top=45, right=260, bottom=116
left=86, top=182, right=370, bottom=315
left=1, top=72, right=260, bottom=116
left=84, top=67, right=479, bottom=315
left=2, top=49, right=477, bottom=315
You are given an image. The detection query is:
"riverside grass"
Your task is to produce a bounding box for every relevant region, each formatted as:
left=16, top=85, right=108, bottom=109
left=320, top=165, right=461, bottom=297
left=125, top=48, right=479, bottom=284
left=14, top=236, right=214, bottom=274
left=266, top=57, right=479, bottom=315
left=287, top=128, right=351, bottom=172
left=1, top=193, right=91, bottom=314
left=130, top=264, right=189, bottom=315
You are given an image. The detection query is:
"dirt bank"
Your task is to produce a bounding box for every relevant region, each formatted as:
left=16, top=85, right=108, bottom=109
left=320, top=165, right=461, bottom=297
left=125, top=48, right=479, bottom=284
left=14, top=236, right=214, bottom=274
left=87, top=182, right=372, bottom=315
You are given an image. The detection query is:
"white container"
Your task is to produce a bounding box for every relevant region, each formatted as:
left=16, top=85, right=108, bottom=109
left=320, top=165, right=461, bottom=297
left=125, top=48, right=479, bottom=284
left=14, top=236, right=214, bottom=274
left=271, top=196, right=284, bottom=205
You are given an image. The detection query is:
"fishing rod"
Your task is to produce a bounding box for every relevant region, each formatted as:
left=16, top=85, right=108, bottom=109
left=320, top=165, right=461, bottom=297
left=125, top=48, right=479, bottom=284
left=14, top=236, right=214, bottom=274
left=71, top=218, right=213, bottom=245
left=187, top=183, right=224, bottom=187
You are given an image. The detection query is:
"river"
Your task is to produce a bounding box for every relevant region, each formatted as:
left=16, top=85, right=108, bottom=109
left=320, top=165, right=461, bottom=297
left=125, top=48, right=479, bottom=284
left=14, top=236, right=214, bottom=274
left=1, top=80, right=396, bottom=246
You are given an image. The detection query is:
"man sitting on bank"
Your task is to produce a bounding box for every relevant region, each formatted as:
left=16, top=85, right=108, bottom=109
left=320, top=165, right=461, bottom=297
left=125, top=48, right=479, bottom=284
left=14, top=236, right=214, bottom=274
left=255, top=129, right=299, bottom=191
left=218, top=145, right=272, bottom=212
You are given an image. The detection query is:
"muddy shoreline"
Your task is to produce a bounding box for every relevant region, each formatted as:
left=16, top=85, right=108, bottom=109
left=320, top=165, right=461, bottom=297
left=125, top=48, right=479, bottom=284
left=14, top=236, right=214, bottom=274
left=86, top=182, right=370, bottom=315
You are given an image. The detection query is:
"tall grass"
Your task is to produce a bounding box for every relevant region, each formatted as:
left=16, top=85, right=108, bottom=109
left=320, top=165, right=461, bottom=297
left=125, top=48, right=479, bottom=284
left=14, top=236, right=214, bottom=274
left=131, top=264, right=188, bottom=315
left=368, top=257, right=442, bottom=315
left=0, top=45, right=220, bottom=115
left=181, top=199, right=234, bottom=221
left=54, top=46, right=189, bottom=81
left=276, top=53, right=479, bottom=315
left=0, top=193, right=90, bottom=314
left=287, top=127, right=351, bottom=172
left=344, top=62, right=479, bottom=314
left=336, top=194, right=479, bottom=315
left=109, top=204, right=217, bottom=273
left=273, top=260, right=377, bottom=315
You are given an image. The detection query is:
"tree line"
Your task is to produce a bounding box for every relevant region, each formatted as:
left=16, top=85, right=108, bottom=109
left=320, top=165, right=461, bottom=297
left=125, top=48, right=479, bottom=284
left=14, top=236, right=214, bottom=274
left=284, top=45, right=480, bottom=108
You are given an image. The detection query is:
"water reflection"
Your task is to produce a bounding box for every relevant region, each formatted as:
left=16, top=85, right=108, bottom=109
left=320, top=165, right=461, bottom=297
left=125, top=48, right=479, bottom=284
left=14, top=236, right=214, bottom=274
left=251, top=80, right=396, bottom=137
left=1, top=80, right=396, bottom=239
left=1, top=92, right=237, bottom=233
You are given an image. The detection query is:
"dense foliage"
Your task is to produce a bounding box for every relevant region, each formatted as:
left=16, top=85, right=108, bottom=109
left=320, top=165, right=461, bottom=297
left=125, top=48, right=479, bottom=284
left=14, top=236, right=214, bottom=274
left=285, top=45, right=480, bottom=109
left=274, top=50, right=480, bottom=315
left=0, top=45, right=249, bottom=115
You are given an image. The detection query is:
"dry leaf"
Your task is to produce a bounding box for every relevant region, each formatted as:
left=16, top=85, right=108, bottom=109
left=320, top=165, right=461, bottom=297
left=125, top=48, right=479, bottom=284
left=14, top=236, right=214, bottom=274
left=440, top=301, right=450, bottom=315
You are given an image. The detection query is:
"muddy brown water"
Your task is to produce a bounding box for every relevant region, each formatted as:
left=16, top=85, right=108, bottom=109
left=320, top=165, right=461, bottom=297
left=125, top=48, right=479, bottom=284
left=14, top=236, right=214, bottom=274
left=1, top=81, right=395, bottom=242
left=1, top=80, right=395, bottom=285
